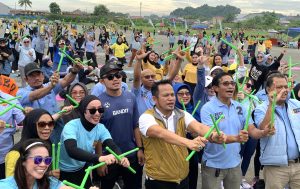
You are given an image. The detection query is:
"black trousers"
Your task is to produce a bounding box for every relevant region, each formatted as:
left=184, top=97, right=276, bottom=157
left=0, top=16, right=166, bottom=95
left=35, top=51, right=44, bottom=67
left=0, top=163, right=5, bottom=179
left=60, top=164, right=92, bottom=188
left=86, top=52, right=98, bottom=68
left=145, top=176, right=189, bottom=189
left=100, top=157, right=142, bottom=189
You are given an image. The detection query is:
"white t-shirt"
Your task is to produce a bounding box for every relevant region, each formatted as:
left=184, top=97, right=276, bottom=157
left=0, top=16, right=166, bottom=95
left=139, top=108, right=195, bottom=136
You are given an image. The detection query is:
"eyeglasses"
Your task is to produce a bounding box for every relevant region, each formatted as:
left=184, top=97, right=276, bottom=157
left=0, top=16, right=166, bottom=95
left=87, top=107, right=105, bottom=115
left=143, top=75, right=156, bottom=79
left=104, top=72, right=122, bottom=80
left=27, top=156, right=52, bottom=165
left=24, top=41, right=30, bottom=43
left=37, top=121, right=55, bottom=128
left=245, top=83, right=253, bottom=89
left=177, top=91, right=190, bottom=97
left=220, top=81, right=236, bottom=87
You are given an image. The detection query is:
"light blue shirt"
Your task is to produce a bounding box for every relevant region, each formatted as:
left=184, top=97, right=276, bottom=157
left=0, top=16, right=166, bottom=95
left=0, top=176, right=62, bottom=189
left=255, top=89, right=268, bottom=102
left=132, top=85, right=154, bottom=116
left=200, top=96, right=253, bottom=169
left=59, top=118, right=112, bottom=171
left=17, top=83, right=63, bottom=115
left=91, top=82, right=128, bottom=98
left=0, top=91, right=25, bottom=164
left=255, top=103, right=299, bottom=160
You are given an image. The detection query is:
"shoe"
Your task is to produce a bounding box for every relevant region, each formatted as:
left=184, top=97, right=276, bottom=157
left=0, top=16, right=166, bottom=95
left=251, top=177, right=259, bottom=186
left=241, top=179, right=252, bottom=189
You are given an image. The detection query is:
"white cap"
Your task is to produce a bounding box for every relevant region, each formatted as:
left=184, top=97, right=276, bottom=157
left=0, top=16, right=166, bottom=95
left=205, top=76, right=213, bottom=87
left=5, top=29, right=9, bottom=34
left=209, top=66, right=223, bottom=76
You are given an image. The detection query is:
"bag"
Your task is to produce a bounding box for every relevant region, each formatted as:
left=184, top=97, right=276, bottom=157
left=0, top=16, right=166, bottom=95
left=253, top=179, right=265, bottom=189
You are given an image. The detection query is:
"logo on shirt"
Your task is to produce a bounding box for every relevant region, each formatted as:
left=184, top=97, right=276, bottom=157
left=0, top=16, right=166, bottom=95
left=126, top=99, right=132, bottom=103
left=214, top=112, right=224, bottom=120
left=292, top=108, right=300, bottom=114
left=113, top=108, right=129, bottom=116
left=104, top=102, right=110, bottom=108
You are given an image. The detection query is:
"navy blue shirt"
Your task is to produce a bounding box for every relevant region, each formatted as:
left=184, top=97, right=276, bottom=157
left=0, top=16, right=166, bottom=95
left=99, top=91, right=139, bottom=155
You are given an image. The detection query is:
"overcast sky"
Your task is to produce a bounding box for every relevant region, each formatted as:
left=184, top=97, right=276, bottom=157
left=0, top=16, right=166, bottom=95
left=2, top=0, right=300, bottom=16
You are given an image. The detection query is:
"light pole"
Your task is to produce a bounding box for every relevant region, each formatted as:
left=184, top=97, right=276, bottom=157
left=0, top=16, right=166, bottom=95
left=140, top=2, right=142, bottom=17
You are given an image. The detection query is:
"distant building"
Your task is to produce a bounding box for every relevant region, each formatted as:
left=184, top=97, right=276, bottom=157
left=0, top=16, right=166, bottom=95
left=212, top=16, right=224, bottom=25
left=0, top=2, right=11, bottom=15
left=10, top=9, right=49, bottom=16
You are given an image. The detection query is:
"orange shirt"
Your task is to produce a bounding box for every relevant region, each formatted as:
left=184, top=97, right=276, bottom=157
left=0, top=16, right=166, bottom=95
left=0, top=75, right=18, bottom=96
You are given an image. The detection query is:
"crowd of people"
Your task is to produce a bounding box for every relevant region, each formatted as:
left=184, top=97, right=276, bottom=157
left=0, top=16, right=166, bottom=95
left=0, top=19, right=299, bottom=189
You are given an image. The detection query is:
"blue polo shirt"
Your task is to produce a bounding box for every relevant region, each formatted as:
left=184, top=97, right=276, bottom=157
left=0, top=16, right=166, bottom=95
left=132, top=85, right=154, bottom=116
left=0, top=176, right=62, bottom=189
left=200, top=96, right=253, bottom=169
left=0, top=91, right=25, bottom=164
left=255, top=89, right=268, bottom=102
left=17, top=83, right=63, bottom=115
left=59, top=119, right=112, bottom=171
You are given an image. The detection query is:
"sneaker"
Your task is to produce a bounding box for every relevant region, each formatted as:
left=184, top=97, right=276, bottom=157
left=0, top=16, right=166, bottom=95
left=241, top=179, right=252, bottom=189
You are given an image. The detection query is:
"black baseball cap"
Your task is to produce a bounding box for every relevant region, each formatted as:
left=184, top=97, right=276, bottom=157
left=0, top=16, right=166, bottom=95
left=24, top=63, right=42, bottom=76
left=100, top=63, right=122, bottom=78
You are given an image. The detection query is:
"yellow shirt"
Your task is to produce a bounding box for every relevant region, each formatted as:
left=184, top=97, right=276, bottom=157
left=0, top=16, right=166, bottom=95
left=142, top=61, right=165, bottom=81
left=183, top=63, right=197, bottom=84
left=5, top=150, right=20, bottom=177
left=265, top=40, right=272, bottom=49
left=110, top=43, right=129, bottom=58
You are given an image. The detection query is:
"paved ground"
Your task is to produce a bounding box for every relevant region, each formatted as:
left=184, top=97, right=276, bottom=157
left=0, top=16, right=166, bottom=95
left=3, top=26, right=300, bottom=189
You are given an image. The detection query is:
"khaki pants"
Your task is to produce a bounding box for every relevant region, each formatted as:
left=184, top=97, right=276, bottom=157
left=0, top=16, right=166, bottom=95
left=264, top=162, right=300, bottom=189
left=202, top=163, right=241, bottom=189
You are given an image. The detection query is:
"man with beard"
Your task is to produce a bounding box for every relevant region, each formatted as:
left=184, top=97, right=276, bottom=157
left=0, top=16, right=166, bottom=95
left=200, top=72, right=274, bottom=189
left=97, top=63, right=144, bottom=189
left=254, top=72, right=300, bottom=189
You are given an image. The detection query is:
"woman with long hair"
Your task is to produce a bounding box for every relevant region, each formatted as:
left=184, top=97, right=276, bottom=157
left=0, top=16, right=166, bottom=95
left=0, top=139, right=63, bottom=189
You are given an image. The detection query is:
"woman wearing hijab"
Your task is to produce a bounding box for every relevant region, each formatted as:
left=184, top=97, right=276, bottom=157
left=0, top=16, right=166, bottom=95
left=15, top=37, right=36, bottom=87
left=5, top=109, right=60, bottom=179
left=173, top=83, right=200, bottom=189
left=249, top=52, right=268, bottom=93
left=218, top=43, right=230, bottom=65
left=61, top=82, right=88, bottom=124
left=109, top=36, right=129, bottom=67
left=59, top=95, right=130, bottom=188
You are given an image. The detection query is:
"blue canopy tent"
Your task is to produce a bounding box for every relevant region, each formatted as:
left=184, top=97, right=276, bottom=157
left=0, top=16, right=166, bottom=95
left=287, top=27, right=300, bottom=38
left=191, top=24, right=208, bottom=30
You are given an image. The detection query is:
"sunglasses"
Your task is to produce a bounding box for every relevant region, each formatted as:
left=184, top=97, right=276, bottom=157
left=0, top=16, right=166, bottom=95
left=245, top=83, right=253, bottom=89
left=104, top=72, right=122, bottom=80
left=177, top=92, right=190, bottom=97
left=87, top=107, right=105, bottom=115
left=27, top=156, right=52, bottom=165
left=24, top=41, right=30, bottom=43
left=37, top=121, right=55, bottom=128
left=144, top=75, right=156, bottom=79
left=220, top=81, right=236, bottom=87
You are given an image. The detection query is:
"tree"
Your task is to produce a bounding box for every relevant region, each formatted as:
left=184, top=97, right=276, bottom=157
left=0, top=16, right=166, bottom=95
left=93, top=4, right=109, bottom=16
left=18, top=0, right=32, bottom=10
left=49, top=2, right=61, bottom=14
left=224, top=13, right=236, bottom=23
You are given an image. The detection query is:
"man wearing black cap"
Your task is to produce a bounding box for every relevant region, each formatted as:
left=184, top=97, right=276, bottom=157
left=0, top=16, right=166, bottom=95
left=16, top=62, right=82, bottom=143
left=97, top=63, right=144, bottom=189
